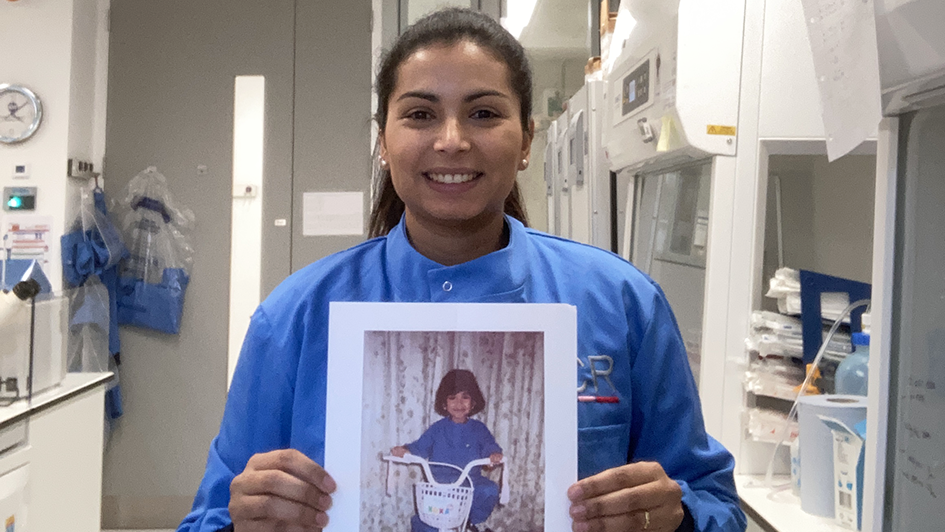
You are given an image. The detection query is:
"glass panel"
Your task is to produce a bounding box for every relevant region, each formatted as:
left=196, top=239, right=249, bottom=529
left=885, top=105, right=945, bottom=531
left=630, top=161, right=712, bottom=385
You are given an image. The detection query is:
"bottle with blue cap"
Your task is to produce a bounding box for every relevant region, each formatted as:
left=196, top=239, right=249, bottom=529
left=836, top=332, right=870, bottom=396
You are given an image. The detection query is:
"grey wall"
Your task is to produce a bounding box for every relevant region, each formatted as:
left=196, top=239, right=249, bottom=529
left=292, top=0, right=373, bottom=270
left=103, top=1, right=371, bottom=527
left=762, top=154, right=876, bottom=312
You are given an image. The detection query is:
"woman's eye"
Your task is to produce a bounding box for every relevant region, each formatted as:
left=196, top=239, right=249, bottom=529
left=471, top=109, right=499, bottom=119
left=406, top=110, right=432, bottom=120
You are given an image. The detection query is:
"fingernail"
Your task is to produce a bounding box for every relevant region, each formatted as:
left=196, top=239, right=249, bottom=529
left=567, top=485, right=583, bottom=501
left=574, top=522, right=589, bottom=532
left=316, top=513, right=329, bottom=527
left=570, top=504, right=586, bottom=518
left=319, top=495, right=333, bottom=509
left=323, top=476, right=337, bottom=493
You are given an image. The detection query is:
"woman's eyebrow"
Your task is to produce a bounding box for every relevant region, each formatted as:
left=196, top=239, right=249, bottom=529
left=395, top=90, right=509, bottom=103
left=397, top=91, right=438, bottom=102
left=464, top=90, right=508, bottom=102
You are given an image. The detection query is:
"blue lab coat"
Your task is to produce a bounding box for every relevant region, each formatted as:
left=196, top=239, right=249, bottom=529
left=178, top=216, right=745, bottom=532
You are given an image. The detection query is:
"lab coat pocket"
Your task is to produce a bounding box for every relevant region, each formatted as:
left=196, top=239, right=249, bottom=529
left=578, top=423, right=630, bottom=479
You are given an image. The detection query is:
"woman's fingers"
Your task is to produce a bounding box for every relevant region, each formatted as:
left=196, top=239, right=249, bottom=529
left=230, top=450, right=335, bottom=531
left=568, top=462, right=683, bottom=532
left=570, top=507, right=669, bottom=532
left=568, top=462, right=664, bottom=502
left=233, top=469, right=332, bottom=511
left=247, top=449, right=336, bottom=494
left=230, top=494, right=329, bottom=527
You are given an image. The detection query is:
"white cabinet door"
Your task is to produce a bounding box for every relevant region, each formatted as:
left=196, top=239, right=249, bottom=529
left=28, top=388, right=105, bottom=532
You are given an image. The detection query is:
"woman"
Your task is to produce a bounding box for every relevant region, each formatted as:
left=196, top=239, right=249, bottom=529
left=179, top=8, right=745, bottom=532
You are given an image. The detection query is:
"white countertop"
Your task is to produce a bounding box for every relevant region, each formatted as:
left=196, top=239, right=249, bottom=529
left=737, top=474, right=852, bottom=532
left=0, top=372, right=112, bottom=429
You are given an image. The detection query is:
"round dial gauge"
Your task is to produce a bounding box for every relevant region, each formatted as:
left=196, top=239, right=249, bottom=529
left=0, top=84, right=43, bottom=144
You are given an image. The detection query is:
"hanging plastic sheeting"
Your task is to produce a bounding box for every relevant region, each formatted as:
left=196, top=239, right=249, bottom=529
left=61, top=182, right=129, bottom=420
left=115, top=167, right=195, bottom=334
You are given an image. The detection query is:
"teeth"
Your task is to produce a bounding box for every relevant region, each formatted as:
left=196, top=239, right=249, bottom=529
left=428, top=173, right=476, bottom=184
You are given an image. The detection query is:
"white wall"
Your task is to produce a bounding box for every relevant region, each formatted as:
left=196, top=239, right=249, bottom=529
left=0, top=0, right=110, bottom=291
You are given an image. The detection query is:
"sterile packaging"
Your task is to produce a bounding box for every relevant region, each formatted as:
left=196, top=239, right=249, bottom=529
left=765, top=268, right=853, bottom=323
left=746, top=407, right=798, bottom=444
left=63, top=183, right=127, bottom=374
left=115, top=168, right=195, bottom=334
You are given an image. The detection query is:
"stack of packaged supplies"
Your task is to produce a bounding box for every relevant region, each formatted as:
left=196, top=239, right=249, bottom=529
left=743, top=269, right=856, bottom=444
left=765, top=267, right=852, bottom=323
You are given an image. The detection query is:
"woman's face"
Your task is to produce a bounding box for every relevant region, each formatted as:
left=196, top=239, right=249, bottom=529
left=380, top=41, right=532, bottom=233
left=446, top=391, right=474, bottom=423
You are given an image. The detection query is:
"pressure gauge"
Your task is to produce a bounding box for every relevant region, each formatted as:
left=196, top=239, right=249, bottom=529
left=0, top=84, right=43, bottom=145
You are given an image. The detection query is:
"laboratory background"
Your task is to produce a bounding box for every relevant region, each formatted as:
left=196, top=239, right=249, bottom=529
left=0, top=0, right=943, bottom=531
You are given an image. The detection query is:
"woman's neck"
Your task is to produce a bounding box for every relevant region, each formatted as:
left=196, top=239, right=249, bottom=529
left=404, top=213, right=509, bottom=266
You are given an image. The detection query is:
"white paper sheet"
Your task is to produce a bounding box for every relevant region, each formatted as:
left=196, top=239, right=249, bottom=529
left=324, top=302, right=577, bottom=532
left=800, top=0, right=883, bottom=161
left=302, top=191, right=364, bottom=236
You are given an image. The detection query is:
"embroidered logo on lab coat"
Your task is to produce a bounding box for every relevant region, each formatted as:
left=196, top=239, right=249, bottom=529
left=577, top=355, right=615, bottom=394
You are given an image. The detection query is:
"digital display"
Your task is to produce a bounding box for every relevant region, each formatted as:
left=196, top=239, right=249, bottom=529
left=621, top=59, right=650, bottom=117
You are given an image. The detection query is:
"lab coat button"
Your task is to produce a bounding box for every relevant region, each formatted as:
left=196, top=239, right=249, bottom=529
left=442, top=281, right=453, bottom=292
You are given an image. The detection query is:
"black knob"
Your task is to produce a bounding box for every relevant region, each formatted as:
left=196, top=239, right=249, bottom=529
left=11, top=279, right=41, bottom=301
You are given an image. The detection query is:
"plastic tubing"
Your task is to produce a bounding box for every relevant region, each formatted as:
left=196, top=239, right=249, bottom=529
left=763, top=298, right=872, bottom=487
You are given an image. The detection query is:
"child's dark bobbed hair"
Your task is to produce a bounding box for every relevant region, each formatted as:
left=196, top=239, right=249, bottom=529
left=434, top=369, right=487, bottom=417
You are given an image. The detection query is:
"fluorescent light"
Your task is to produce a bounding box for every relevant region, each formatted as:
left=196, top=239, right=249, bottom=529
left=501, top=0, right=539, bottom=39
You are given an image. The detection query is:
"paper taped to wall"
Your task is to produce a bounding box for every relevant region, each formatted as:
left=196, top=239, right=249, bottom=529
left=800, top=0, right=882, bottom=161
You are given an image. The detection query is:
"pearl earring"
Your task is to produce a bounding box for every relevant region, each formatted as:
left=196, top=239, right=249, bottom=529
left=521, top=158, right=529, bottom=169
left=379, top=158, right=389, bottom=169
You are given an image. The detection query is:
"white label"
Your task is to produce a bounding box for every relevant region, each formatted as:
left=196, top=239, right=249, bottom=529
left=302, top=191, right=364, bottom=236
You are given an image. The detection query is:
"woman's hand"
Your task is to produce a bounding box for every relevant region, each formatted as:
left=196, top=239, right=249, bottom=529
left=229, top=449, right=336, bottom=532
left=489, top=452, right=503, bottom=465
left=567, top=461, right=683, bottom=532
left=391, top=445, right=409, bottom=458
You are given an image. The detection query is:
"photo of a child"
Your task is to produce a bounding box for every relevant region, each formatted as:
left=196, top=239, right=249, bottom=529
left=358, top=330, right=545, bottom=532
left=391, top=369, right=504, bottom=532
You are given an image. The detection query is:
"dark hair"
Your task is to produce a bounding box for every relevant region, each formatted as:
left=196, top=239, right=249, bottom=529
left=434, top=369, right=486, bottom=418
left=368, top=8, right=533, bottom=238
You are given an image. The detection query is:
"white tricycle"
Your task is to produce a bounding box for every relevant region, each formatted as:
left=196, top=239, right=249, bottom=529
left=382, top=453, right=509, bottom=532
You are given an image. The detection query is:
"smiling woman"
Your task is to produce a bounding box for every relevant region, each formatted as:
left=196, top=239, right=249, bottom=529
left=378, top=41, right=533, bottom=265
left=179, top=8, right=745, bottom=532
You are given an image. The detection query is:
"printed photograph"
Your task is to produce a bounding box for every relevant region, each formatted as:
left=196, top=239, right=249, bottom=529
left=358, top=330, right=545, bottom=532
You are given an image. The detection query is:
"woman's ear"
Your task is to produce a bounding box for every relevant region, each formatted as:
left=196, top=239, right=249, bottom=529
left=379, top=131, right=389, bottom=164
left=519, top=118, right=535, bottom=170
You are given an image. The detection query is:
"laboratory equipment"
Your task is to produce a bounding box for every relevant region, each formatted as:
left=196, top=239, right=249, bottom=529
left=563, top=77, right=612, bottom=249
left=0, top=264, right=67, bottom=404
left=579, top=0, right=745, bottom=391
left=835, top=332, right=869, bottom=396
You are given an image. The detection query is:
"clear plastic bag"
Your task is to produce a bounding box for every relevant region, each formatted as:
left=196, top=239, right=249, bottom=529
left=66, top=276, right=111, bottom=374
left=115, top=167, right=195, bottom=334
left=62, top=183, right=127, bottom=373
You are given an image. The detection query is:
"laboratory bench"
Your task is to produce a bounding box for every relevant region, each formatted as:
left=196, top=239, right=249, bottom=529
left=737, top=474, right=852, bottom=532
left=0, top=372, right=112, bottom=532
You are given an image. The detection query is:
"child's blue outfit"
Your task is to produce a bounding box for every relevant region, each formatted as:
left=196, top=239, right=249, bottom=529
left=177, top=215, right=746, bottom=532
left=406, top=417, right=502, bottom=531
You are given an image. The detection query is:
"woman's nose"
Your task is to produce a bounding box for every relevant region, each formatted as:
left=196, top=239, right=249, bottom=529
left=433, top=117, right=471, bottom=153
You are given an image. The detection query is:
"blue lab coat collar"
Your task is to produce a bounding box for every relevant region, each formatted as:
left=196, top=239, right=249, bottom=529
left=385, top=215, right=527, bottom=303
